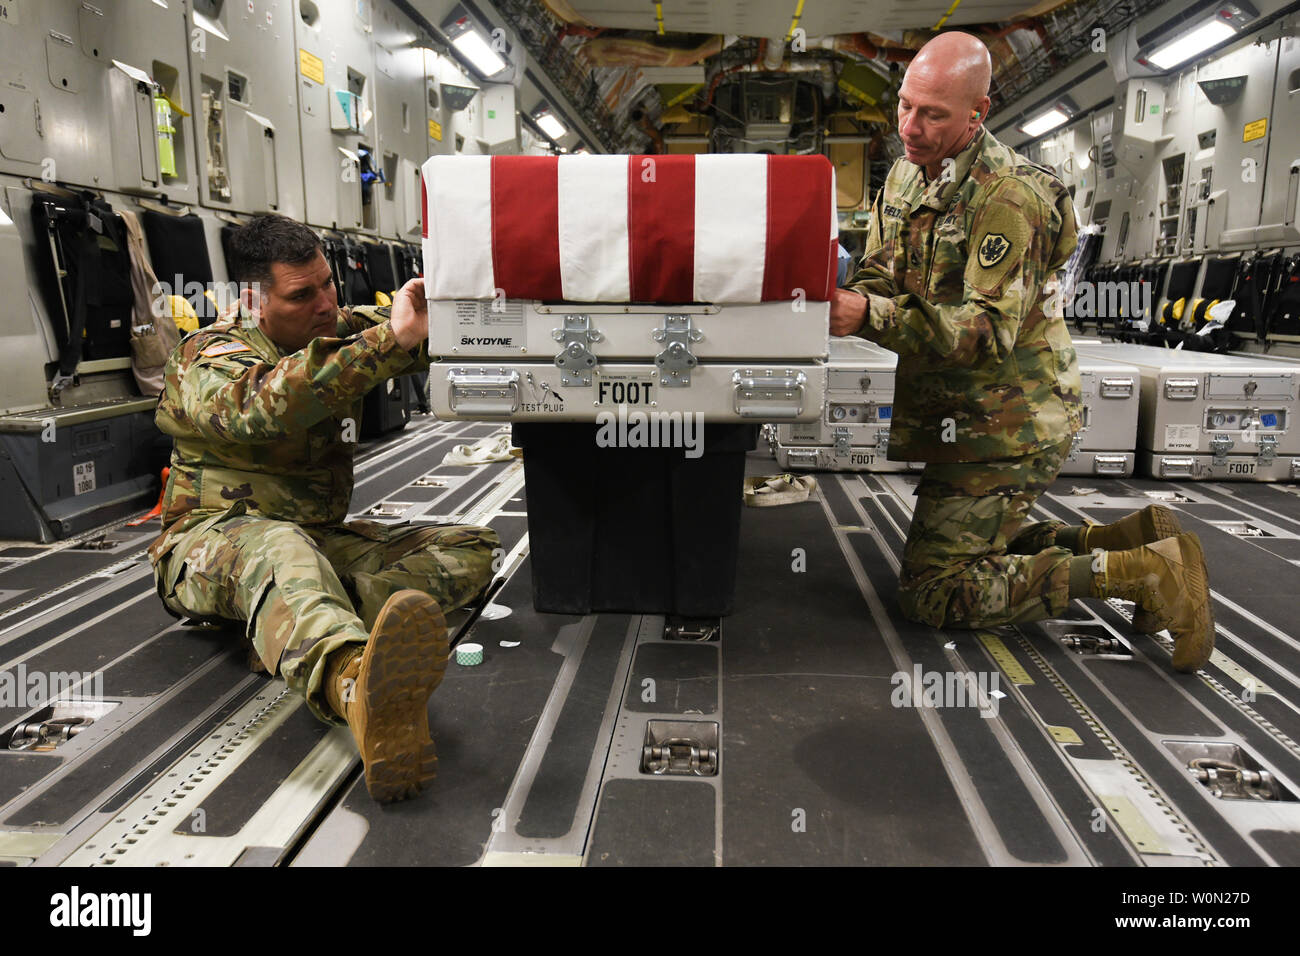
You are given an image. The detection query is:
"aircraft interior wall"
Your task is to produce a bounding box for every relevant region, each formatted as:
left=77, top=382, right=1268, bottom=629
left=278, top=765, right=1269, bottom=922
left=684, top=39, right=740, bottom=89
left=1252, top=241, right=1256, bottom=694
left=1004, top=0, right=1300, bottom=356
left=0, top=0, right=525, bottom=419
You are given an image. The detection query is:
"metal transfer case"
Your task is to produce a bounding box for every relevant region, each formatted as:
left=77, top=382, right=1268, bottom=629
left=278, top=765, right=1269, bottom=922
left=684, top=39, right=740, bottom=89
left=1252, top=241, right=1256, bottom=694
left=769, top=339, right=1137, bottom=477
left=420, top=153, right=837, bottom=615
left=428, top=299, right=828, bottom=424
left=770, top=337, right=918, bottom=472
left=421, top=153, right=836, bottom=425
left=1062, top=356, right=1141, bottom=478
left=1076, top=343, right=1300, bottom=481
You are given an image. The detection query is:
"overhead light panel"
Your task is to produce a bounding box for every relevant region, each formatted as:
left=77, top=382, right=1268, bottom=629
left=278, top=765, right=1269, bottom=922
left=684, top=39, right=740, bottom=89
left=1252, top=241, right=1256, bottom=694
left=1148, top=20, right=1235, bottom=69
left=1019, top=107, right=1070, bottom=138
left=536, top=111, right=567, bottom=140
left=1138, top=3, right=1258, bottom=71
left=443, top=10, right=507, bottom=78
left=452, top=29, right=507, bottom=76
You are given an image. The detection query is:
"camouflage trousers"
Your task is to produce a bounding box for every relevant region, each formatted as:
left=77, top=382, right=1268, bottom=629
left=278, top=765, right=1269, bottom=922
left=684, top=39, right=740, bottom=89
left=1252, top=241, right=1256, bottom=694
left=154, top=517, right=499, bottom=723
left=898, top=438, right=1077, bottom=628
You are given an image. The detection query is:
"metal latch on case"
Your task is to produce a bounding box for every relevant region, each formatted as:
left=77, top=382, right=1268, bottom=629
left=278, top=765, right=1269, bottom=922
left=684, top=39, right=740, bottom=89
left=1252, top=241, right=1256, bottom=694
left=1210, top=433, right=1233, bottom=464
left=732, top=368, right=806, bottom=418
left=1258, top=434, right=1278, bottom=465
left=1100, top=376, right=1134, bottom=398
left=447, top=368, right=521, bottom=416
left=652, top=314, right=703, bottom=388
left=552, top=313, right=602, bottom=387
left=833, top=426, right=852, bottom=457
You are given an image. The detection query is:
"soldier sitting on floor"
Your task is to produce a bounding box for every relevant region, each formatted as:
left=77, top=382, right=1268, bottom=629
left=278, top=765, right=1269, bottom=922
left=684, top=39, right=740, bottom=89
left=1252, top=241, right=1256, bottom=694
left=147, top=214, right=498, bottom=801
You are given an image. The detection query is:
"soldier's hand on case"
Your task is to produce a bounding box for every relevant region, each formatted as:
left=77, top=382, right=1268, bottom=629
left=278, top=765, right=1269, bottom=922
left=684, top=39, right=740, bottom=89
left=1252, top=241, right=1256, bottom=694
left=390, top=278, right=428, bottom=350
left=829, top=288, right=868, bottom=336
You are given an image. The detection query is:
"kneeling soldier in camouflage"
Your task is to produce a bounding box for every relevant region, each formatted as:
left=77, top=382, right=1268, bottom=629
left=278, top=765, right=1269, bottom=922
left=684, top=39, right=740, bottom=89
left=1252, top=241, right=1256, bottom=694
left=831, top=32, right=1214, bottom=672
left=148, top=215, right=498, bottom=801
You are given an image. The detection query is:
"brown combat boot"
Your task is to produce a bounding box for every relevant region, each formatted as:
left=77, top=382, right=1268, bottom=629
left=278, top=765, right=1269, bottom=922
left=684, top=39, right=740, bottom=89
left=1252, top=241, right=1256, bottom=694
left=1080, top=504, right=1183, bottom=551
left=1092, top=533, right=1215, bottom=672
left=323, top=590, right=449, bottom=802
left=1079, top=505, right=1184, bottom=634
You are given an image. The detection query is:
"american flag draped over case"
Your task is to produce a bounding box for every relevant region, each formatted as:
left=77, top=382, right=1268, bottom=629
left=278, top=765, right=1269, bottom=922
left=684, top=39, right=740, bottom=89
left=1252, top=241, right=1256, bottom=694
left=421, top=153, right=838, bottom=305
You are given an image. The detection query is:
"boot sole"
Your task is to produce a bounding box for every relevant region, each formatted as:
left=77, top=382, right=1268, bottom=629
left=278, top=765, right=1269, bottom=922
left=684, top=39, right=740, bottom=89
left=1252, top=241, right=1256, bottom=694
left=1147, top=505, right=1183, bottom=541
left=1170, top=533, right=1215, bottom=673
left=355, top=592, right=448, bottom=802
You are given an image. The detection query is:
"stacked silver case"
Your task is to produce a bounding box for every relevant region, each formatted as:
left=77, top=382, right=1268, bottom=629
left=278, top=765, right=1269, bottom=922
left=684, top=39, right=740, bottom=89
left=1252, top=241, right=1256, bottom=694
left=427, top=300, right=827, bottom=424
left=770, top=338, right=1139, bottom=476
left=1063, top=355, right=1141, bottom=477
left=1075, top=343, right=1300, bottom=481
left=770, top=338, right=920, bottom=472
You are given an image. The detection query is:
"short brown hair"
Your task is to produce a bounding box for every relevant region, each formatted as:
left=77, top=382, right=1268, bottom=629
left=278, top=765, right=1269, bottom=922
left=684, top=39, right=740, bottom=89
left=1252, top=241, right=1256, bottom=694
left=226, top=215, right=323, bottom=288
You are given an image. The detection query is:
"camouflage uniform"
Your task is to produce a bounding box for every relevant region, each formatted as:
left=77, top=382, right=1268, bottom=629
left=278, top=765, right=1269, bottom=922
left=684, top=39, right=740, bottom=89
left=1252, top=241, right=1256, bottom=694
left=148, top=304, right=499, bottom=723
left=844, top=127, right=1083, bottom=627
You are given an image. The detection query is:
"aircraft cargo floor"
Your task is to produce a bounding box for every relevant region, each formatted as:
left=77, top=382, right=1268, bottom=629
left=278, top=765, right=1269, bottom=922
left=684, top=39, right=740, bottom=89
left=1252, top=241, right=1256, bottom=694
left=2, top=413, right=1299, bottom=867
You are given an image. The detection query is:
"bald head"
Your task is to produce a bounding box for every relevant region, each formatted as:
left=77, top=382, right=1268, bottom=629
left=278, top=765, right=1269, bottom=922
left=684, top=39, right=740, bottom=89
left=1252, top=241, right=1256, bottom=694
left=896, top=32, right=993, bottom=178
left=909, top=32, right=992, bottom=105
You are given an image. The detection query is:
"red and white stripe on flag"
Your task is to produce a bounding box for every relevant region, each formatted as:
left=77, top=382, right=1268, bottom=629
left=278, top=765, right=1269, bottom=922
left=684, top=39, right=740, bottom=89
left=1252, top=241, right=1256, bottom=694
left=421, top=154, right=837, bottom=304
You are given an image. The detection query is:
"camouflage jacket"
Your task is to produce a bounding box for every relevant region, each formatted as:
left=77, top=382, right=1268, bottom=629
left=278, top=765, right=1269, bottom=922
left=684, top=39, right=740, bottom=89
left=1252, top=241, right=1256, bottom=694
left=844, top=127, right=1083, bottom=463
left=147, top=305, right=428, bottom=566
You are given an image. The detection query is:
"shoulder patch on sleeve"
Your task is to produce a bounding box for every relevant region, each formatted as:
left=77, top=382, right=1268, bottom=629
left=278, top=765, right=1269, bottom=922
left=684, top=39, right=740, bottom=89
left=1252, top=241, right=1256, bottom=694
left=977, top=233, right=1012, bottom=268
left=966, top=182, right=1035, bottom=298
left=200, top=341, right=253, bottom=358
